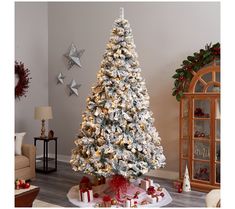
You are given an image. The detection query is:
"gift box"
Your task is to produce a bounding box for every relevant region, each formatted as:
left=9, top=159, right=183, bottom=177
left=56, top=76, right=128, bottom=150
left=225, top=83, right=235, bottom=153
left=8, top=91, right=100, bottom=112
left=125, top=198, right=135, bottom=207
left=147, top=194, right=161, bottom=204
left=155, top=187, right=164, bottom=195
left=140, top=178, right=154, bottom=190
left=78, top=189, right=93, bottom=203
left=156, top=195, right=163, bottom=202
left=147, top=179, right=154, bottom=187
left=140, top=179, right=149, bottom=191
left=152, top=194, right=163, bottom=202
left=149, top=196, right=157, bottom=204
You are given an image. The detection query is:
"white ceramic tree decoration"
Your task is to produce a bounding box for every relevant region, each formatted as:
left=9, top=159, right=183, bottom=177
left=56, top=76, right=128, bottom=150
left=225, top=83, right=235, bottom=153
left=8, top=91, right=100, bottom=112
left=183, top=165, right=191, bottom=192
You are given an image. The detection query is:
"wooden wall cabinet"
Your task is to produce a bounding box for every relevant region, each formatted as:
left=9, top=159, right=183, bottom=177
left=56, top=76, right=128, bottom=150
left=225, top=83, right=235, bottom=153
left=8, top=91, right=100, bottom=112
left=179, top=60, right=220, bottom=191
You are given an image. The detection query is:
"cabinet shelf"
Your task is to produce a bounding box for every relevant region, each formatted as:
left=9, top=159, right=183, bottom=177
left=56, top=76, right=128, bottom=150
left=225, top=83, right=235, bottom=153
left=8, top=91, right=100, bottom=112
left=193, top=117, right=210, bottom=120
left=180, top=157, right=189, bottom=160
left=181, top=136, right=189, bottom=140
left=192, top=158, right=210, bottom=163
left=192, top=178, right=211, bottom=184
left=193, top=137, right=210, bottom=141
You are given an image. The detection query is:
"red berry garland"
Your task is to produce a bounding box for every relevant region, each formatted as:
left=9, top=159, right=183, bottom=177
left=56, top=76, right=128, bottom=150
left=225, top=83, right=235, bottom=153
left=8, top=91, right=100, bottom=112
left=172, top=42, right=220, bottom=101
left=15, top=61, right=31, bottom=99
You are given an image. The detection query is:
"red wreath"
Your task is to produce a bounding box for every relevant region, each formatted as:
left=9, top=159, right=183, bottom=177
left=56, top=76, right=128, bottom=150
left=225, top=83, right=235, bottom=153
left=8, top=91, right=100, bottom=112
left=15, top=61, right=31, bottom=99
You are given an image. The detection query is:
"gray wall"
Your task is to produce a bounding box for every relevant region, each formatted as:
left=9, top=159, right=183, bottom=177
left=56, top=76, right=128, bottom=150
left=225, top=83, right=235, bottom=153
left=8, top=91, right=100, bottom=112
left=15, top=2, right=48, bottom=155
left=48, top=2, right=220, bottom=172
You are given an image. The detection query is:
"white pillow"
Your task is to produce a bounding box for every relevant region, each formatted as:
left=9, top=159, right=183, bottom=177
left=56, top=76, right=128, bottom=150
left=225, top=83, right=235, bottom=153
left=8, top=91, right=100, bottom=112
left=15, top=132, right=26, bottom=155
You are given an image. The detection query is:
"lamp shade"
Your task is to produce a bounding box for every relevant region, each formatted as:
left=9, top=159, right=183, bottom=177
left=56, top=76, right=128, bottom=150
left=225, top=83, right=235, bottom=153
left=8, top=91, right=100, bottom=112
left=34, top=106, right=53, bottom=120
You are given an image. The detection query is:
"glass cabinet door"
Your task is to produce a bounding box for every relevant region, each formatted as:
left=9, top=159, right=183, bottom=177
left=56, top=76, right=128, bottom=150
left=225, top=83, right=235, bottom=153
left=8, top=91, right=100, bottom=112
left=193, top=161, right=210, bottom=181
left=181, top=98, right=189, bottom=138
left=194, top=140, right=210, bottom=160
left=216, top=163, right=220, bottom=183
left=192, top=99, right=211, bottom=182
left=215, top=98, right=220, bottom=184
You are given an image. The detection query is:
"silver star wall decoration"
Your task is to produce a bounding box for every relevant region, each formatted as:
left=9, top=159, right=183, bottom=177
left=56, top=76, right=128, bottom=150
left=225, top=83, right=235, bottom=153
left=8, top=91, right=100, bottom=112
left=64, top=43, right=85, bottom=70
left=57, top=72, right=65, bottom=84
left=67, top=80, right=81, bottom=96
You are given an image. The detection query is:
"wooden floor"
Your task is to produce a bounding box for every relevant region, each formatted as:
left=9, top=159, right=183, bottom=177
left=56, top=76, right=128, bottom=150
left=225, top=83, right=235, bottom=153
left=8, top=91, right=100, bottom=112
left=32, top=161, right=206, bottom=207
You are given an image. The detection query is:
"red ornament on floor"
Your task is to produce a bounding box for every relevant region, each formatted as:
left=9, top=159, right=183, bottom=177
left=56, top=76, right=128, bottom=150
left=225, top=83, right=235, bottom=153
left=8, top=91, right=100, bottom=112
left=178, top=187, right=183, bottom=193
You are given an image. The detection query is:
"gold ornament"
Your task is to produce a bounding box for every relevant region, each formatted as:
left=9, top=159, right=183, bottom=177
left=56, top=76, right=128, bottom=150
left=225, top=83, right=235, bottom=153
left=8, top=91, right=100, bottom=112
left=157, top=187, right=163, bottom=191
left=95, top=150, right=101, bottom=157
left=141, top=199, right=149, bottom=205
left=140, top=124, right=145, bottom=130
left=111, top=199, right=117, bottom=205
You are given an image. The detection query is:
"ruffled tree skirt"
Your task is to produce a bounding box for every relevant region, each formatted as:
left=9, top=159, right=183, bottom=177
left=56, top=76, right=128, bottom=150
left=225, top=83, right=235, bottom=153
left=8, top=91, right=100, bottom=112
left=67, top=178, right=172, bottom=207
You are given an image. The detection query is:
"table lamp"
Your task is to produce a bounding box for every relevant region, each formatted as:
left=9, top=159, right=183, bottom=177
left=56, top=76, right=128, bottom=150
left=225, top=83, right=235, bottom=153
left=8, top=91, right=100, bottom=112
left=34, top=106, right=53, bottom=138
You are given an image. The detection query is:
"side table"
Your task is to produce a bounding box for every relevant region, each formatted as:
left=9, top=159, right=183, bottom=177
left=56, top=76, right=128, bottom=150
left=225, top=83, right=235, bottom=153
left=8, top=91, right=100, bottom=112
left=34, top=137, right=57, bottom=173
left=15, top=185, right=40, bottom=207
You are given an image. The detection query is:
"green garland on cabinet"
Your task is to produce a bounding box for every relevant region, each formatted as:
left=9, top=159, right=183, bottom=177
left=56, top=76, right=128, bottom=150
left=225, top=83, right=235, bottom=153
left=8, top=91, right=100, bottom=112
left=172, top=42, right=220, bottom=101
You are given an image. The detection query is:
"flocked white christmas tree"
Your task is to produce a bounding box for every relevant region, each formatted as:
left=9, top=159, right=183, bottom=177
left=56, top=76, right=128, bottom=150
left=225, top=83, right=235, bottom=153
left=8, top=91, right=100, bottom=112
left=70, top=8, right=166, bottom=178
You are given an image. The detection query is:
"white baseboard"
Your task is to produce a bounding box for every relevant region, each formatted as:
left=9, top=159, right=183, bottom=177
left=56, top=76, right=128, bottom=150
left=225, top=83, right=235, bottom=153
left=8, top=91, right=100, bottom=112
left=36, top=154, right=71, bottom=163
left=57, top=154, right=71, bottom=163
left=36, top=154, right=178, bottom=180
left=146, top=169, right=179, bottom=180
left=36, top=154, right=43, bottom=163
